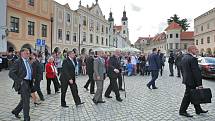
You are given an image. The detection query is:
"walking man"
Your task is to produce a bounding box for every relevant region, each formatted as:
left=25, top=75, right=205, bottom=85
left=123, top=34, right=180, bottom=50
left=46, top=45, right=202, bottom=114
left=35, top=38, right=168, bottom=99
left=168, top=51, right=175, bottom=76
left=179, top=45, right=208, bottom=117
left=146, top=48, right=160, bottom=89
left=105, top=49, right=123, bottom=102
left=175, top=51, right=183, bottom=78
left=9, top=48, right=32, bottom=121
left=60, top=51, right=84, bottom=107
left=92, top=50, right=106, bottom=104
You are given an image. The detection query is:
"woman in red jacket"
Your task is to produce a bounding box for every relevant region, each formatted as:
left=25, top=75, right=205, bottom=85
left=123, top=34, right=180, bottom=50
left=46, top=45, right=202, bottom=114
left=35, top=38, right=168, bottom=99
left=46, top=56, right=60, bottom=94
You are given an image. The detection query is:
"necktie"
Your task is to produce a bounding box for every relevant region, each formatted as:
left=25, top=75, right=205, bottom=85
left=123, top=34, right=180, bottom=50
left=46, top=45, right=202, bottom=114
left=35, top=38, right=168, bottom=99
left=25, top=60, right=32, bottom=80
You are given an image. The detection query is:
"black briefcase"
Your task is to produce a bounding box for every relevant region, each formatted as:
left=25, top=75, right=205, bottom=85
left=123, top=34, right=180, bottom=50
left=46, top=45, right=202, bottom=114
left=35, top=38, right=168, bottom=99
left=190, top=88, right=212, bottom=105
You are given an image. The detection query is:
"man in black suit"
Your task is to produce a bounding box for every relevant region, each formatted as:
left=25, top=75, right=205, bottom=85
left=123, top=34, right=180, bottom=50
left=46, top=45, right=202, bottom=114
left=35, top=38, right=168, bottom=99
left=84, top=52, right=95, bottom=94
left=60, top=51, right=84, bottom=107
left=179, top=45, right=208, bottom=117
left=9, top=48, right=32, bottom=121
left=104, top=49, right=123, bottom=102
left=175, top=51, right=183, bottom=78
left=168, top=51, right=175, bottom=76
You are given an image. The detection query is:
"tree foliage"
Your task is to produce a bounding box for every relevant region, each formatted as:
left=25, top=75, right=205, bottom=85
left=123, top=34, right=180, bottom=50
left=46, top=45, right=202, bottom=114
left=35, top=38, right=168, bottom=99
left=167, top=14, right=190, bottom=31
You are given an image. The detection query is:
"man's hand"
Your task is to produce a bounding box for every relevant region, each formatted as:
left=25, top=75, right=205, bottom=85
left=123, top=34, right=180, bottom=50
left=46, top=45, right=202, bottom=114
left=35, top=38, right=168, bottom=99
left=196, top=85, right=203, bottom=89
left=114, top=69, right=119, bottom=73
left=69, top=79, right=73, bottom=84
left=96, top=76, right=100, bottom=80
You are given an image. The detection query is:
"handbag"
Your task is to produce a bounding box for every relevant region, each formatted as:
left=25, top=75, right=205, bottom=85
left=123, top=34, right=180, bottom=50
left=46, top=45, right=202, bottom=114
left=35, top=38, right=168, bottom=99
left=190, top=88, right=212, bottom=105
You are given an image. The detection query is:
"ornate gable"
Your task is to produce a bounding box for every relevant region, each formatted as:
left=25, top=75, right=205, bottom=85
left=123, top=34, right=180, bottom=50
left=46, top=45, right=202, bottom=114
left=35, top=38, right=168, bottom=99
left=89, top=4, right=104, bottom=18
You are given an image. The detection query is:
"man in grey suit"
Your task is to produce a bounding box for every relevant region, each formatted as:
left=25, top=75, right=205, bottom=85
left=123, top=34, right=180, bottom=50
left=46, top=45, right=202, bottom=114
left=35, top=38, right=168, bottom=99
left=92, top=50, right=106, bottom=104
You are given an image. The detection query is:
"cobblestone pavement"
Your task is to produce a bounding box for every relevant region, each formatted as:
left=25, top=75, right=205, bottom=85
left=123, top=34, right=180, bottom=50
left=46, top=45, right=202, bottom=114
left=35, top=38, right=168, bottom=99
left=0, top=66, right=215, bottom=121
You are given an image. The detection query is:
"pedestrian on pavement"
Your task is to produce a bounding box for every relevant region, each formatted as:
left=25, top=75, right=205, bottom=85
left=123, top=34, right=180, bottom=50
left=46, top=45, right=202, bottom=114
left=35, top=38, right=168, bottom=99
left=175, top=51, right=183, bottom=78
left=9, top=48, right=32, bottom=121
left=84, top=52, right=95, bottom=94
left=60, top=50, right=84, bottom=107
left=157, top=50, right=165, bottom=76
left=31, top=53, right=45, bottom=101
left=45, top=56, right=60, bottom=94
left=168, top=51, right=175, bottom=76
left=104, top=49, right=123, bottom=102
left=179, top=45, right=208, bottom=117
left=92, top=50, right=106, bottom=104
left=146, top=48, right=160, bottom=89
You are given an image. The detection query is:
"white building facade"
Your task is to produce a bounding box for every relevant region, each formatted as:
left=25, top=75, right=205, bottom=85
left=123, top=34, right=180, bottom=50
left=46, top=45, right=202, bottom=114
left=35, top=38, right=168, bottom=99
left=0, top=0, right=7, bottom=52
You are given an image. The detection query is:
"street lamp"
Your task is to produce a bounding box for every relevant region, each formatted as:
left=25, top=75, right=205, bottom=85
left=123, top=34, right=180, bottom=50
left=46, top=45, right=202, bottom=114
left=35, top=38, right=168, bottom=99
left=50, top=17, right=53, bottom=53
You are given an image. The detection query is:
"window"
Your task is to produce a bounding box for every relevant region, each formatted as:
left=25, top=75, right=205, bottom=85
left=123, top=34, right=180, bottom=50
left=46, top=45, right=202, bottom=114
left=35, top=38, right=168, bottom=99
left=10, top=16, right=19, bottom=33
left=42, top=24, right=47, bottom=37
left=123, top=30, right=126, bottom=34
left=196, top=40, right=198, bottom=45
left=28, top=21, right=35, bottom=35
left=58, top=29, right=62, bottom=40
left=201, top=26, right=203, bottom=31
left=102, top=25, right=104, bottom=33
left=90, top=34, right=93, bottom=43
left=28, top=0, right=34, bottom=6
left=207, top=23, right=210, bottom=29
left=175, top=43, right=179, bottom=49
left=101, top=37, right=104, bottom=45
left=96, top=36, right=99, bottom=44
left=169, top=43, right=173, bottom=49
left=176, top=33, right=178, bottom=38
left=96, top=22, right=100, bottom=32
left=123, top=22, right=125, bottom=25
left=184, top=44, right=187, bottom=49
left=83, top=32, right=86, bottom=42
left=170, top=34, right=173, bottom=38
left=66, top=31, right=70, bottom=41
left=67, top=13, right=70, bottom=22
left=106, top=27, right=108, bottom=34
left=83, top=16, right=87, bottom=26
left=207, top=37, right=210, bottom=43
left=106, top=38, right=108, bottom=46
left=73, top=33, right=77, bottom=42
left=201, top=38, right=204, bottom=44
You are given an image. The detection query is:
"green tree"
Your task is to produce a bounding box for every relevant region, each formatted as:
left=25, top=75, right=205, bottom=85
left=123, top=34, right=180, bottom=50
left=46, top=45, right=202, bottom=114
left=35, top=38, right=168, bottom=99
left=167, top=14, right=190, bottom=31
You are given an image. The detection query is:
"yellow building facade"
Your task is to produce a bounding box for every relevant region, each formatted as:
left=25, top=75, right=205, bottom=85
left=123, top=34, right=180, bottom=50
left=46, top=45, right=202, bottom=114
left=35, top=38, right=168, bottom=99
left=7, top=0, right=52, bottom=52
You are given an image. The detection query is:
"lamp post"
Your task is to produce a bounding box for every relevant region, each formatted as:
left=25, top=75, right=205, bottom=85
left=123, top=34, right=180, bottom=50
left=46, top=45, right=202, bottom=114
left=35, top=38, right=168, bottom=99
left=50, top=17, right=53, bottom=53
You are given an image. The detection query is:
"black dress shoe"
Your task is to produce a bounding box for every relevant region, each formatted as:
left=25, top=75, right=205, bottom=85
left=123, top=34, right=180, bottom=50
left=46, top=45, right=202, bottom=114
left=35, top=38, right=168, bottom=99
left=105, top=95, right=112, bottom=98
left=146, top=84, right=151, bottom=89
left=196, top=110, right=208, bottom=115
left=61, top=105, right=69, bottom=108
left=76, top=102, right=85, bottom=106
left=152, top=87, right=158, bottom=89
left=11, top=111, right=21, bottom=119
left=119, top=89, right=125, bottom=91
left=92, top=99, right=98, bottom=104
left=169, top=74, right=174, bottom=76
left=90, top=92, right=95, bottom=94
left=116, top=98, right=123, bottom=102
left=40, top=98, right=45, bottom=101
left=55, top=91, right=60, bottom=94
left=98, top=101, right=106, bottom=103
left=179, top=112, right=193, bottom=117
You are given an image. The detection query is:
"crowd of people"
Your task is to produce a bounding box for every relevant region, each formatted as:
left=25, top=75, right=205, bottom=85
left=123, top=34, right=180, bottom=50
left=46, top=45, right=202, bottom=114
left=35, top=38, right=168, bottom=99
left=1, top=45, right=212, bottom=120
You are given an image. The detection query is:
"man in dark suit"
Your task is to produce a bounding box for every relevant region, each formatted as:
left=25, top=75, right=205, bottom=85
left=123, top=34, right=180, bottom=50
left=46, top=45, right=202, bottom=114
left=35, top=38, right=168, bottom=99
left=179, top=45, right=208, bottom=117
left=104, top=49, right=123, bottom=102
left=146, top=48, right=160, bottom=89
left=60, top=51, right=84, bottom=107
left=9, top=48, right=32, bottom=121
left=168, top=51, right=175, bottom=76
left=84, top=52, right=95, bottom=94
left=175, top=51, right=183, bottom=78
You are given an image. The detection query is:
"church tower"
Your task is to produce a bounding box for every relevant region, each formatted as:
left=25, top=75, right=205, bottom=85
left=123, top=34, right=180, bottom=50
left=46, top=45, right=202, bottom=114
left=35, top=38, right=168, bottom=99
left=108, top=9, right=115, bottom=47
left=121, top=7, right=129, bottom=41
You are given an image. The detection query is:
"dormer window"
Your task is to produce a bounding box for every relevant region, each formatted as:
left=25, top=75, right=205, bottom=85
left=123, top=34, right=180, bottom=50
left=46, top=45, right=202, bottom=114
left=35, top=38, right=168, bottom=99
left=28, top=0, right=34, bottom=6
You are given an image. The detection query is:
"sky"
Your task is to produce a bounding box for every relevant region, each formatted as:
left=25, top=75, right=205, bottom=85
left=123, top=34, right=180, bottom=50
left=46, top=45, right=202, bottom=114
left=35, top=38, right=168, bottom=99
left=54, top=0, right=215, bottom=44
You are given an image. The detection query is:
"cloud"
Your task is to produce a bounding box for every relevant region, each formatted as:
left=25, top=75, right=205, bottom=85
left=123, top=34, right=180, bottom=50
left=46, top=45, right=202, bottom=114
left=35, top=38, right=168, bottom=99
left=136, top=26, right=142, bottom=31
left=131, top=4, right=142, bottom=12
left=158, top=22, right=168, bottom=33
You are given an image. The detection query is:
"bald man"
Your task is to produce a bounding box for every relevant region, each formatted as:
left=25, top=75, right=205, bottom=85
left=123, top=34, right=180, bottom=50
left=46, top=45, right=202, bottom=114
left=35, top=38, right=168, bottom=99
left=179, top=45, right=208, bottom=117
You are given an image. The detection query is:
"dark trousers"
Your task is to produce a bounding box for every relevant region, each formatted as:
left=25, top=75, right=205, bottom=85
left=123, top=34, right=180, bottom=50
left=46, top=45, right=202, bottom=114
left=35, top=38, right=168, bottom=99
left=84, top=74, right=95, bottom=93
left=61, top=81, right=81, bottom=106
left=176, top=65, right=182, bottom=77
left=160, top=66, right=164, bottom=76
left=12, top=80, right=31, bottom=121
left=105, top=77, right=120, bottom=99
left=117, top=74, right=123, bottom=89
left=46, top=77, right=59, bottom=94
left=136, top=63, right=140, bottom=74
left=34, top=80, right=44, bottom=100
left=179, top=85, right=202, bottom=113
left=147, top=70, right=159, bottom=88
left=169, top=63, right=174, bottom=75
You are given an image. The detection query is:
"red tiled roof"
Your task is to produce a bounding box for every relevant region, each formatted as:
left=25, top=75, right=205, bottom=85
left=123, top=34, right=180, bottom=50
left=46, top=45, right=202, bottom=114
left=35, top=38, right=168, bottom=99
left=152, top=32, right=166, bottom=41
left=135, top=37, right=152, bottom=44
left=165, top=22, right=182, bottom=31
left=114, top=26, right=122, bottom=32
left=180, top=31, right=194, bottom=40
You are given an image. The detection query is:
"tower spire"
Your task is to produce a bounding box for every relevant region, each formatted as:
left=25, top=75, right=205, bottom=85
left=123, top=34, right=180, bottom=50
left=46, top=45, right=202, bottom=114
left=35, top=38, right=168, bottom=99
left=108, top=8, right=114, bottom=22
left=122, top=6, right=128, bottom=21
